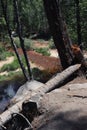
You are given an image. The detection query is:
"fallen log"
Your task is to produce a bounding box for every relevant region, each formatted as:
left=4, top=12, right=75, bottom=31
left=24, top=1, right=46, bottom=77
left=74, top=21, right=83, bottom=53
left=38, top=64, right=81, bottom=93
left=0, top=64, right=81, bottom=127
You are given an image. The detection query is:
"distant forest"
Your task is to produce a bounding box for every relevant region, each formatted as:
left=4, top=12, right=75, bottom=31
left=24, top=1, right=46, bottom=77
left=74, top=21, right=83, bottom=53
left=0, top=0, right=87, bottom=47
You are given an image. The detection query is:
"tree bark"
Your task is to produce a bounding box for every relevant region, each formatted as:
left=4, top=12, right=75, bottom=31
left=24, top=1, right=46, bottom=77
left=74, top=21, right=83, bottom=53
left=13, top=0, right=32, bottom=80
left=43, top=0, right=75, bottom=69
left=0, top=64, right=81, bottom=127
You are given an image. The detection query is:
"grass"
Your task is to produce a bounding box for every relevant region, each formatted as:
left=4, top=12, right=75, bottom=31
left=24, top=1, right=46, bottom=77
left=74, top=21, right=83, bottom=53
left=14, top=37, right=34, bottom=50
left=34, top=47, right=50, bottom=56
left=0, top=58, right=19, bottom=72
left=0, top=45, right=14, bottom=61
left=0, top=38, right=55, bottom=82
left=0, top=55, right=27, bottom=72
left=0, top=51, right=14, bottom=61
left=0, top=67, right=51, bottom=83
left=0, top=71, right=24, bottom=82
left=49, top=38, right=56, bottom=49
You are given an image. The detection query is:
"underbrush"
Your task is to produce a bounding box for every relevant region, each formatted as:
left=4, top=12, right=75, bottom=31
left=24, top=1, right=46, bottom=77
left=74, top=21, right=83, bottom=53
left=49, top=38, right=56, bottom=49
left=0, top=58, right=19, bottom=72
left=0, top=56, right=26, bottom=72
left=0, top=45, right=14, bottom=61
left=34, top=47, right=50, bottom=56
left=14, top=37, right=52, bottom=56
left=14, top=37, right=34, bottom=50
left=32, top=67, right=53, bottom=82
left=0, top=71, right=24, bottom=82
left=0, top=67, right=53, bottom=83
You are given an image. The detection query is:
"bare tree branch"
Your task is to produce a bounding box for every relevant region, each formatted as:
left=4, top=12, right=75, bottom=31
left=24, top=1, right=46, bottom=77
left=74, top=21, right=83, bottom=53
left=13, top=0, right=32, bottom=80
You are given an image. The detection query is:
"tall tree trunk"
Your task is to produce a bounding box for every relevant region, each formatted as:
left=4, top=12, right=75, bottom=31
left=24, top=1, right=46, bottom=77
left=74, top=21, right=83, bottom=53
left=43, top=0, right=75, bottom=69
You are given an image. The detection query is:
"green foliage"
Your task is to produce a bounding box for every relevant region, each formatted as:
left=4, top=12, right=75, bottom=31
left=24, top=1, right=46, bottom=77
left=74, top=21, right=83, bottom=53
left=0, top=0, right=87, bottom=49
left=0, top=0, right=14, bottom=42
left=14, top=37, right=20, bottom=48
left=0, top=45, right=5, bottom=52
left=18, top=0, right=48, bottom=35
left=4, top=35, right=10, bottom=43
left=61, top=0, right=87, bottom=45
left=0, top=75, right=8, bottom=82
left=32, top=67, right=42, bottom=81
left=49, top=38, right=56, bottom=49
left=0, top=58, right=20, bottom=72
left=0, top=45, right=14, bottom=61
left=32, top=67, right=52, bottom=83
left=34, top=47, right=50, bottom=56
left=24, top=38, right=34, bottom=50
left=14, top=37, right=34, bottom=50
left=0, top=55, right=28, bottom=72
left=0, top=52, right=13, bottom=61
left=0, top=71, right=24, bottom=82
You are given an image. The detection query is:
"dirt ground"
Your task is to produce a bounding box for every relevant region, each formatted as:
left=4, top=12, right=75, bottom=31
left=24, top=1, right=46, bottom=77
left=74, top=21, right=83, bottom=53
left=1, top=40, right=87, bottom=130
left=0, top=47, right=61, bottom=77
left=11, top=48, right=62, bottom=73
left=9, top=43, right=87, bottom=130
left=0, top=57, right=14, bottom=68
left=32, top=76, right=87, bottom=130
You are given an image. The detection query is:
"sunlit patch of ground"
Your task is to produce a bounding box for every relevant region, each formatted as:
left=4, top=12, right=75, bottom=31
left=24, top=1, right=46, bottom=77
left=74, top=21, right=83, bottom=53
left=0, top=57, right=14, bottom=68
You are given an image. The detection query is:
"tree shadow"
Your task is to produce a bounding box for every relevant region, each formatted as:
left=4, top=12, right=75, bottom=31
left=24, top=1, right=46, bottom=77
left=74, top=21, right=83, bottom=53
left=37, top=110, right=87, bottom=130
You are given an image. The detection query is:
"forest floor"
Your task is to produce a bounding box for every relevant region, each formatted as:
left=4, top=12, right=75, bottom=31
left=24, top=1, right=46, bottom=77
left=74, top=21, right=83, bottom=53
left=24, top=40, right=87, bottom=130
left=1, top=40, right=87, bottom=129
left=0, top=40, right=61, bottom=77
left=15, top=41, right=87, bottom=130
left=32, top=76, right=87, bottom=130
left=14, top=39, right=60, bottom=73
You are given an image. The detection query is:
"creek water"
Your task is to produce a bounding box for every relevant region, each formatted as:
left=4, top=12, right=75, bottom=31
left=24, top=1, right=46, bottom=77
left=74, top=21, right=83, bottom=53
left=0, top=84, right=15, bottom=113
left=0, top=69, right=53, bottom=114
left=0, top=78, right=26, bottom=114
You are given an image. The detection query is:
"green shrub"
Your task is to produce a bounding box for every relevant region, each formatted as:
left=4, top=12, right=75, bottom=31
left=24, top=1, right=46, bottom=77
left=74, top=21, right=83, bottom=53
left=14, top=37, right=34, bottom=50
left=0, top=52, right=13, bottom=61
left=0, top=46, right=5, bottom=52
left=0, top=55, right=28, bottom=72
left=24, top=38, right=34, bottom=50
left=32, top=67, right=52, bottom=83
left=4, top=35, right=10, bottom=43
left=34, top=47, right=50, bottom=56
left=0, top=71, right=24, bottom=82
left=0, top=75, right=8, bottom=82
left=0, top=57, right=20, bottom=72
left=0, top=46, right=14, bottom=61
left=14, top=37, right=20, bottom=48
left=49, top=39, right=56, bottom=49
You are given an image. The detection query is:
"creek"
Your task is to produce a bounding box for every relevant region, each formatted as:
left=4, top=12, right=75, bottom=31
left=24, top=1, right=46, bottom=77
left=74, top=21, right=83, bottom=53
left=0, top=76, right=26, bottom=114
left=0, top=68, right=55, bottom=114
